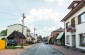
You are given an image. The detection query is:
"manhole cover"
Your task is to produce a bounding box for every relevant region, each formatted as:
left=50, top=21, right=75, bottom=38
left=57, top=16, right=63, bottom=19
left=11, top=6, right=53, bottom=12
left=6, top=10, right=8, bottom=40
left=52, top=52, right=57, bottom=54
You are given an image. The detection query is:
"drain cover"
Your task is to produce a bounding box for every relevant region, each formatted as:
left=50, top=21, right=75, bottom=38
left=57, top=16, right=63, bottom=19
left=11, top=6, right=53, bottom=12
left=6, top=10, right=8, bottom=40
left=52, top=52, right=57, bottom=54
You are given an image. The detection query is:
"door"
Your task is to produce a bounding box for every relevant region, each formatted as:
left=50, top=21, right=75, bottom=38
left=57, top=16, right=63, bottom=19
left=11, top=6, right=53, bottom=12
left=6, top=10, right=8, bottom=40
left=72, top=35, right=76, bottom=47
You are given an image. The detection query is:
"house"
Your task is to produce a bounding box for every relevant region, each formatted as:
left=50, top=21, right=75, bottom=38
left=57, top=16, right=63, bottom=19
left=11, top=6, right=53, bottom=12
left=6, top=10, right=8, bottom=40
left=56, top=32, right=65, bottom=46
left=61, top=0, right=85, bottom=50
left=7, top=24, right=31, bottom=44
left=7, top=24, right=30, bottom=38
left=50, top=27, right=64, bottom=44
left=7, top=31, right=26, bottom=45
left=27, top=33, right=37, bottom=44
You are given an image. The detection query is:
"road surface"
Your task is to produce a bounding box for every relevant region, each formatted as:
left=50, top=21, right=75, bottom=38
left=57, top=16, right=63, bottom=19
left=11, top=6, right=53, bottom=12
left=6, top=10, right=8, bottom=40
left=20, top=43, right=64, bottom=55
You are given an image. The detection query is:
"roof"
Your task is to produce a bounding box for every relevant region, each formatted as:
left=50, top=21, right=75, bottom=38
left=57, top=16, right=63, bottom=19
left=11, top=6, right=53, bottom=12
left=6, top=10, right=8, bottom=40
left=8, top=24, right=30, bottom=32
left=56, top=32, right=64, bottom=39
left=61, top=0, right=85, bottom=22
left=8, top=24, right=28, bottom=28
left=53, top=27, right=64, bottom=32
left=7, top=31, right=26, bottom=39
left=68, top=1, right=81, bottom=9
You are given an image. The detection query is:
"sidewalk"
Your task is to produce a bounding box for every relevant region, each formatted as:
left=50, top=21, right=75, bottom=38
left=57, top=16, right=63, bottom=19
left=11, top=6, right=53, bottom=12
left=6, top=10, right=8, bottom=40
left=50, top=45, right=85, bottom=55
left=0, top=45, right=34, bottom=55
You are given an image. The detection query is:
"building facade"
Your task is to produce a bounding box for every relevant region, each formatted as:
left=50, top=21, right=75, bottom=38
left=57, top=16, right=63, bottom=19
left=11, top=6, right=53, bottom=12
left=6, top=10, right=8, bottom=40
left=50, top=27, right=64, bottom=44
left=61, top=0, right=85, bottom=50
left=7, top=24, right=30, bottom=37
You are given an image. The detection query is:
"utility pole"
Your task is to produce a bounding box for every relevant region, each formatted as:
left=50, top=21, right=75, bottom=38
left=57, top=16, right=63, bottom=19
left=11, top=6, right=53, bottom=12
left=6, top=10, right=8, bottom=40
left=22, top=13, right=26, bottom=34
left=34, top=28, right=36, bottom=38
left=34, top=28, right=35, bottom=38
left=21, top=13, right=26, bottom=47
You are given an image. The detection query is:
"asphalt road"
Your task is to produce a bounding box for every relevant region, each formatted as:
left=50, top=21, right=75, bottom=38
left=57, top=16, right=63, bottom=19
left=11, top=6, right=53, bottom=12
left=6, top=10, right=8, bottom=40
left=20, top=43, right=63, bottom=55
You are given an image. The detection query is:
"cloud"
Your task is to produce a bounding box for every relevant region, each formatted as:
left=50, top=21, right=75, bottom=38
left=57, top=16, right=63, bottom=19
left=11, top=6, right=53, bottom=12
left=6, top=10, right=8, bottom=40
left=45, top=0, right=64, bottom=5
left=36, top=27, right=57, bottom=37
left=0, top=27, right=7, bottom=32
left=25, top=8, right=61, bottom=23
left=17, top=8, right=64, bottom=37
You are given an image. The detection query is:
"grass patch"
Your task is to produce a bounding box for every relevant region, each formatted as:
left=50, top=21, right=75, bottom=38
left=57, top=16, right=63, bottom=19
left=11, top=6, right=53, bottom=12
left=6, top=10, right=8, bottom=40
left=6, top=46, right=17, bottom=49
left=6, top=46, right=24, bottom=49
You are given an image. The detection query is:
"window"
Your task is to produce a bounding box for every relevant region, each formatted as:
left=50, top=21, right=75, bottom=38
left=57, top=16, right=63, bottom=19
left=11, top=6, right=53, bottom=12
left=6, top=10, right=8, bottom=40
left=66, top=22, right=70, bottom=29
left=80, top=34, right=85, bottom=46
left=71, top=18, right=75, bottom=27
left=78, top=12, right=85, bottom=24
left=66, top=36, right=70, bottom=44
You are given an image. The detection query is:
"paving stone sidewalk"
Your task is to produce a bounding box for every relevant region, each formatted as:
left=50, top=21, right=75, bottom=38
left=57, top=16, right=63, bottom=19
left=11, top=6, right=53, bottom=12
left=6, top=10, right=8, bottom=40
left=50, top=45, right=85, bottom=55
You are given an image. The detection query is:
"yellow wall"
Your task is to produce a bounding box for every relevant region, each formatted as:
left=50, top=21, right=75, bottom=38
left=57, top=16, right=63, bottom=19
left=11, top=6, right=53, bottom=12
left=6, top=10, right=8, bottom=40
left=52, top=32, right=60, bottom=38
left=0, top=40, right=6, bottom=50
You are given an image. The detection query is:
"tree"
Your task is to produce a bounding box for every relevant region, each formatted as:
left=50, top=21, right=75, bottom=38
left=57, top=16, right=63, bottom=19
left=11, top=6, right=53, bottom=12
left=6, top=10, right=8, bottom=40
left=1, top=29, right=7, bottom=36
left=38, top=35, right=43, bottom=41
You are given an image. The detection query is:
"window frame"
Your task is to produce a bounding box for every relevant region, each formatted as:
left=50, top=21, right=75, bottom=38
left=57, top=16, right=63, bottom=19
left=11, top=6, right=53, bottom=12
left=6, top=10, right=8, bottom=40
left=79, top=33, right=85, bottom=47
left=78, top=12, right=85, bottom=24
left=66, top=35, right=70, bottom=44
left=66, top=22, right=70, bottom=29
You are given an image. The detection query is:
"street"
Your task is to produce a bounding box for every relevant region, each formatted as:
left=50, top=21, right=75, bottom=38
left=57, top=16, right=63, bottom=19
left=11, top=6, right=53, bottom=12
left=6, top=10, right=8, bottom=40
left=20, top=43, right=63, bottom=55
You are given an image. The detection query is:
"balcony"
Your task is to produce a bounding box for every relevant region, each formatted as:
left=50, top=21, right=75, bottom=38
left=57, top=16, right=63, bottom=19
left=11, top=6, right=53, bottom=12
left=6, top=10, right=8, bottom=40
left=66, top=25, right=76, bottom=33
left=66, top=25, right=71, bottom=32
left=71, top=27, right=76, bottom=33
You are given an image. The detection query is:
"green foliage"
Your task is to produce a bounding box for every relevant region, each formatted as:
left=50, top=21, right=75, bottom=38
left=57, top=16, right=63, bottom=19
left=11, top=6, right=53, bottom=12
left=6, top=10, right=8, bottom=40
left=6, top=46, right=23, bottom=49
left=1, top=29, right=7, bottom=36
left=6, top=46, right=17, bottom=49
left=20, top=44, right=24, bottom=48
left=1, top=38, right=7, bottom=40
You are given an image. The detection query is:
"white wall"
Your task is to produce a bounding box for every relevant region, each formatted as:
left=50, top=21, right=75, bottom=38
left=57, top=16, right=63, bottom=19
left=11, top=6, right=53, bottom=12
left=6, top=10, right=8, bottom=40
left=76, top=23, right=85, bottom=50
left=7, top=24, right=30, bottom=37
left=0, top=36, right=7, bottom=40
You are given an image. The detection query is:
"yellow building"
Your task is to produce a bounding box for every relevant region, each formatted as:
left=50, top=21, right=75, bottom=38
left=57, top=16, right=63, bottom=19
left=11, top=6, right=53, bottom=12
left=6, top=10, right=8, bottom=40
left=50, top=27, right=64, bottom=44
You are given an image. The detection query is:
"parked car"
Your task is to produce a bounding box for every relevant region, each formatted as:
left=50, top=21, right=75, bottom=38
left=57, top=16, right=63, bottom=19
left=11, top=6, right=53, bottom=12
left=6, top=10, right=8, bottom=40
left=44, top=42, right=48, bottom=44
left=7, top=40, right=17, bottom=46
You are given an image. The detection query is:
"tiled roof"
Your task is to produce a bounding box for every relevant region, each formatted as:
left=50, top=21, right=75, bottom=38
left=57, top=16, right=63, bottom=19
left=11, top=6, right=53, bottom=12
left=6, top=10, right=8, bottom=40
left=53, top=27, right=64, bottom=32
left=7, top=31, right=26, bottom=39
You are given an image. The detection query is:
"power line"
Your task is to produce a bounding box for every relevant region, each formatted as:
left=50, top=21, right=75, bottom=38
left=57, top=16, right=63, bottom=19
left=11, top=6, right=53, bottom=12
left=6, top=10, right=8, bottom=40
left=0, top=11, right=19, bottom=17
left=7, top=0, right=23, bottom=14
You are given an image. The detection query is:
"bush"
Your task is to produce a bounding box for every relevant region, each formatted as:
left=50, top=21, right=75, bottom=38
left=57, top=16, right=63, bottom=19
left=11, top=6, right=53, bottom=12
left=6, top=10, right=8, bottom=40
left=20, top=44, right=24, bottom=48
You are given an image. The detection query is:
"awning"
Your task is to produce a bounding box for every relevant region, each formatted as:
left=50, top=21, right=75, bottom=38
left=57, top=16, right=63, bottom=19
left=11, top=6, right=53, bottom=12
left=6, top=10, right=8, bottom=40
left=56, top=32, right=64, bottom=39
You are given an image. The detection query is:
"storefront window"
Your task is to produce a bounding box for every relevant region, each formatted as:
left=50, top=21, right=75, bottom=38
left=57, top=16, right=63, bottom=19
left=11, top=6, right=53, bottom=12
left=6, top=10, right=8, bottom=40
left=80, top=34, right=85, bottom=46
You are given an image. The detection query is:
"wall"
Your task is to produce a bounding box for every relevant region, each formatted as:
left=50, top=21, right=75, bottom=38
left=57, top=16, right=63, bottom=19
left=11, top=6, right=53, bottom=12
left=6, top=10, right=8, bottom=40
left=0, top=36, right=7, bottom=40
left=76, top=23, right=85, bottom=50
left=0, top=40, right=6, bottom=50
left=7, top=24, right=30, bottom=37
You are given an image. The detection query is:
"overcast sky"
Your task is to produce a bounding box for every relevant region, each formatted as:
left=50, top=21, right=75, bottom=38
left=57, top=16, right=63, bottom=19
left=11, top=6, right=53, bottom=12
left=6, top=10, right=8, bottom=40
left=0, top=0, right=73, bottom=37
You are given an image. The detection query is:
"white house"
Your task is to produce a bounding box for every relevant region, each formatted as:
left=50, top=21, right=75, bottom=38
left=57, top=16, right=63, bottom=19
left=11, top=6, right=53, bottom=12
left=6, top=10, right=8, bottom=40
left=7, top=24, right=30, bottom=37
left=61, top=0, right=85, bottom=50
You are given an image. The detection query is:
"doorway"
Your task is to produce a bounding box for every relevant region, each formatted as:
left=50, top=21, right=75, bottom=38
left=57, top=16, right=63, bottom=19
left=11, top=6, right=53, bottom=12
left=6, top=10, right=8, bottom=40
left=72, top=35, right=76, bottom=47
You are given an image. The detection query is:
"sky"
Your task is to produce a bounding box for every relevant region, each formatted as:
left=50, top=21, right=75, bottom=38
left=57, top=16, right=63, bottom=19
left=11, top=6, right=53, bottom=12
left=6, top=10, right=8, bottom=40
left=0, top=0, right=73, bottom=37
